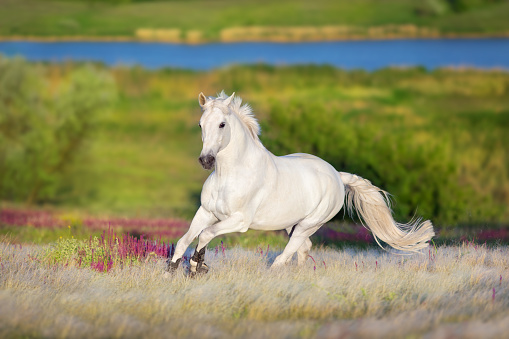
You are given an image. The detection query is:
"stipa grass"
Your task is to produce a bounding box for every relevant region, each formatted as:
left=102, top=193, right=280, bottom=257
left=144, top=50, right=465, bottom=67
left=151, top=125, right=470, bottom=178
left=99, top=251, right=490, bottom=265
left=1, top=241, right=509, bottom=338
left=45, top=228, right=173, bottom=272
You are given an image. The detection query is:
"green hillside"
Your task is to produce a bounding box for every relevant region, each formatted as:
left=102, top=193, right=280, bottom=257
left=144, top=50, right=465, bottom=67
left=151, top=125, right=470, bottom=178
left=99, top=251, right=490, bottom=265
left=0, top=0, right=508, bottom=40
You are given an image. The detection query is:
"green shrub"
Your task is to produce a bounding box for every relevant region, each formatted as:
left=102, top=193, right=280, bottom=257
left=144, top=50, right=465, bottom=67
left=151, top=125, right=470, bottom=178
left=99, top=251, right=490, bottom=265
left=0, top=56, right=116, bottom=204
left=261, top=96, right=492, bottom=226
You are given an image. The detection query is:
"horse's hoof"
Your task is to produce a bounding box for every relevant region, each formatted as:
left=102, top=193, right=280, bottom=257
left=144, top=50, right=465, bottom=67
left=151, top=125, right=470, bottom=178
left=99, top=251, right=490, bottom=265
left=166, top=258, right=181, bottom=272
left=192, top=247, right=206, bottom=263
left=197, top=262, right=209, bottom=274
left=189, top=262, right=209, bottom=278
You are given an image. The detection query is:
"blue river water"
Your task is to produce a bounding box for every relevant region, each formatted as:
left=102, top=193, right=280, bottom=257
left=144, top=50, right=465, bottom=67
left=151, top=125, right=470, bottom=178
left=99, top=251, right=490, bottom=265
left=0, top=38, right=508, bottom=70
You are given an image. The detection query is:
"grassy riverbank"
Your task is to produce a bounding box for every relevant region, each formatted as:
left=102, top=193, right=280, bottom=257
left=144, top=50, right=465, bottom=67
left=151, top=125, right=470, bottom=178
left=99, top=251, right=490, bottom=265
left=1, top=0, right=509, bottom=42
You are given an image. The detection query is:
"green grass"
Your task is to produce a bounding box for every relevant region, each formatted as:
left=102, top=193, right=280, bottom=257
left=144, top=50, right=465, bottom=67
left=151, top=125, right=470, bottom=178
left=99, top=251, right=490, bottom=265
left=0, top=224, right=92, bottom=244
left=1, top=241, right=508, bottom=338
left=0, top=0, right=508, bottom=38
left=0, top=222, right=291, bottom=250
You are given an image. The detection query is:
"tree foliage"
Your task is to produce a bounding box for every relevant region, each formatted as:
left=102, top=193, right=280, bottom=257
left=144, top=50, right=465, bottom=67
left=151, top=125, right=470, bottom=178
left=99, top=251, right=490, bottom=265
left=0, top=57, right=116, bottom=204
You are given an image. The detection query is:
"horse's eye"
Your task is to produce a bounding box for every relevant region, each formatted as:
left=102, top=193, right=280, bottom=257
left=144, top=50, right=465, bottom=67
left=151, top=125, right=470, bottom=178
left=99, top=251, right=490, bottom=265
left=219, top=122, right=225, bottom=128
left=198, top=123, right=201, bottom=129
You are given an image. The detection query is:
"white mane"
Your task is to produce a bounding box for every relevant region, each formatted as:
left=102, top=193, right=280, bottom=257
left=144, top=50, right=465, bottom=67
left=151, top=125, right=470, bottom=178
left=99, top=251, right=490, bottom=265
left=216, top=91, right=261, bottom=143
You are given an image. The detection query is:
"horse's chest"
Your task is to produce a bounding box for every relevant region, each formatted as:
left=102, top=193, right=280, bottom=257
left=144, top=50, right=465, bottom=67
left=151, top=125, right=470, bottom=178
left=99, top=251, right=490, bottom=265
left=203, top=184, right=244, bottom=219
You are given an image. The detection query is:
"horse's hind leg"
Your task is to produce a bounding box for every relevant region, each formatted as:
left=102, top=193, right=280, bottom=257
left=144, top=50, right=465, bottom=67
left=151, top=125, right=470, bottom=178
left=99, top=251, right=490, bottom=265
left=189, top=245, right=208, bottom=276
left=273, top=224, right=321, bottom=268
left=284, top=227, right=296, bottom=264
left=297, top=238, right=312, bottom=265
left=284, top=227, right=312, bottom=265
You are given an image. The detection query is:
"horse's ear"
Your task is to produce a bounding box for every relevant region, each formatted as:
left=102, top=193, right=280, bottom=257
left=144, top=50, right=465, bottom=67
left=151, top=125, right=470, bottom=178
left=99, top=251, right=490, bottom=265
left=223, top=92, right=235, bottom=107
left=198, top=92, right=207, bottom=107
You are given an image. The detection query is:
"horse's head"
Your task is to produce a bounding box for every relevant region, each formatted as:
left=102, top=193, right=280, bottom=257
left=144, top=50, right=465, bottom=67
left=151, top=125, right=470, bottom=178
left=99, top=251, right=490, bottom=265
left=197, top=92, right=235, bottom=170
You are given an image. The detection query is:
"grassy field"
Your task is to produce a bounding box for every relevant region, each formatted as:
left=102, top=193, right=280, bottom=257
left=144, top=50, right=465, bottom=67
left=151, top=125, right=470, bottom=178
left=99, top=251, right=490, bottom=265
left=1, top=0, right=509, bottom=40
left=1, top=240, right=508, bottom=338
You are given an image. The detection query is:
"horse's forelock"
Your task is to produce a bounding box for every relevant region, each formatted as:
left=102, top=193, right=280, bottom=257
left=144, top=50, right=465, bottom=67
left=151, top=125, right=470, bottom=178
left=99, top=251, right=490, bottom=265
left=209, top=92, right=261, bottom=141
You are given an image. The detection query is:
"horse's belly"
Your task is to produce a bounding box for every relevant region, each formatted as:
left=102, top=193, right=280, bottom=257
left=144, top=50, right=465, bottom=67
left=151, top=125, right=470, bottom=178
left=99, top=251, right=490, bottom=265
left=249, top=213, right=304, bottom=231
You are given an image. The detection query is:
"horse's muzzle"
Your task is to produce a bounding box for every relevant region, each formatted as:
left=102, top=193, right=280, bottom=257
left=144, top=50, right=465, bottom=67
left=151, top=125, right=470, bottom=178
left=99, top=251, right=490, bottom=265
left=199, top=154, right=215, bottom=170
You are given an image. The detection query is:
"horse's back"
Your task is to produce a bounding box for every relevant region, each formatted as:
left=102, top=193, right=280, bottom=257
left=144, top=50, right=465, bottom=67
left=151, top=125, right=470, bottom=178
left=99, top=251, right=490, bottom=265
left=276, top=153, right=343, bottom=191
left=278, top=153, right=338, bottom=176
left=281, top=153, right=317, bottom=160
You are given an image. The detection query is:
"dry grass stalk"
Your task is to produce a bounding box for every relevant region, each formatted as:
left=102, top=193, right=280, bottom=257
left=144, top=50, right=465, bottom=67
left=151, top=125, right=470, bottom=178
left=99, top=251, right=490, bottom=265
left=220, top=25, right=442, bottom=42
left=1, top=241, right=508, bottom=338
left=135, top=28, right=181, bottom=42
left=186, top=30, right=203, bottom=44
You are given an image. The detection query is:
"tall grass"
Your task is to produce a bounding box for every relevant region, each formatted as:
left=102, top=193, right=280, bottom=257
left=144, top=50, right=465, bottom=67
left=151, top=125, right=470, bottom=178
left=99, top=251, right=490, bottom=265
left=1, top=240, right=508, bottom=338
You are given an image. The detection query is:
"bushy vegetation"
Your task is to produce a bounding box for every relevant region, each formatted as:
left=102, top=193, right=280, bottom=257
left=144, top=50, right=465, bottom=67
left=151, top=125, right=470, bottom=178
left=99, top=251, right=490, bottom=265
left=259, top=76, right=504, bottom=226
left=252, top=66, right=508, bottom=226
left=1, top=58, right=508, bottom=228
left=0, top=56, right=116, bottom=204
left=444, top=0, right=505, bottom=13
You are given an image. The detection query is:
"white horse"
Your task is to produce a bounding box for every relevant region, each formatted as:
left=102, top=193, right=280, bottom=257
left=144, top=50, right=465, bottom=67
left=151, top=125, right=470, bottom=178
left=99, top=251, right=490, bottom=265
left=167, top=92, right=435, bottom=274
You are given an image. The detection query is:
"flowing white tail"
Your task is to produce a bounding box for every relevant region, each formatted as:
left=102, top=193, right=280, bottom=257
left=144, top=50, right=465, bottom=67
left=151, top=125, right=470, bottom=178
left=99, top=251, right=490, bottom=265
left=339, top=172, right=435, bottom=253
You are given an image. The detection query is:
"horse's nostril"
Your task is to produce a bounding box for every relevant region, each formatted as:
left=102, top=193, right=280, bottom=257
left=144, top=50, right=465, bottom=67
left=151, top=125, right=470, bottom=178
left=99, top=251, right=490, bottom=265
left=199, top=154, right=215, bottom=169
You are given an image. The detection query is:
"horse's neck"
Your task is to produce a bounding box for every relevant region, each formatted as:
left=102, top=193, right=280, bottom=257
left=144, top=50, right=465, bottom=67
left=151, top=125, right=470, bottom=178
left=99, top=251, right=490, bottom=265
left=215, top=119, right=268, bottom=177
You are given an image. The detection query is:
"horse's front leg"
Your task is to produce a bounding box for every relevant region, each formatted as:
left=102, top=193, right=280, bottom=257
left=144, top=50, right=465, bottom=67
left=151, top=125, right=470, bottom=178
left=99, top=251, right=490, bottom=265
left=189, top=212, right=247, bottom=274
left=166, top=206, right=217, bottom=272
